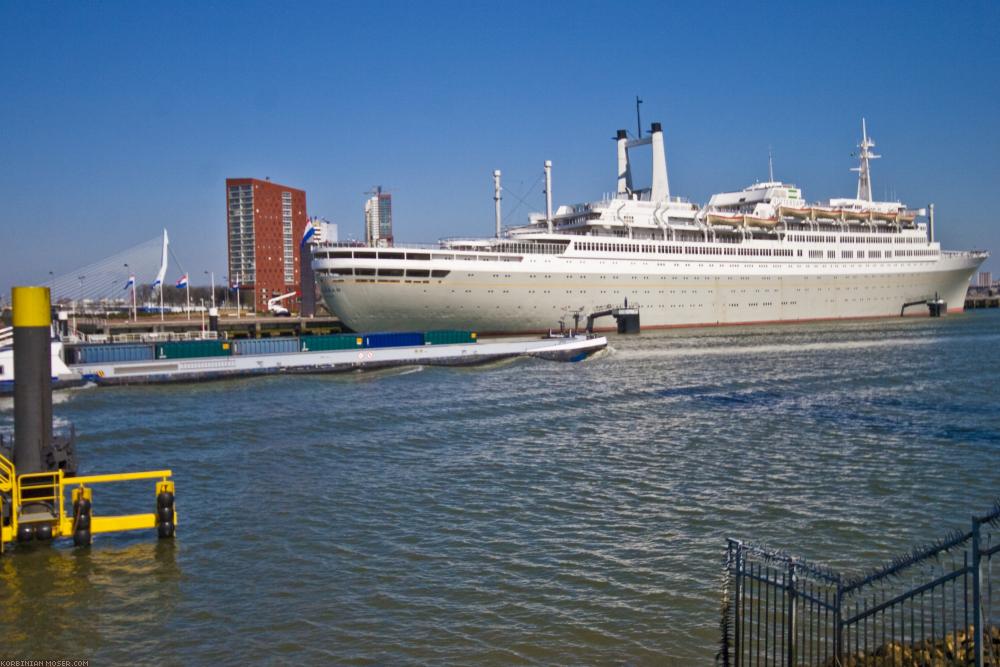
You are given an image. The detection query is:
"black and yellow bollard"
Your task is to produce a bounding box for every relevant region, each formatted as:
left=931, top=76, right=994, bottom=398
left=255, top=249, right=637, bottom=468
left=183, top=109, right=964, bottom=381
left=12, top=287, right=56, bottom=537
left=12, top=287, right=52, bottom=476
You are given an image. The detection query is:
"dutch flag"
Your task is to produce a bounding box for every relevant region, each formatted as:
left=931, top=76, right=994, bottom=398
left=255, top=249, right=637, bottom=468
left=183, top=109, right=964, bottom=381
left=124, top=275, right=135, bottom=291
left=175, top=274, right=188, bottom=289
left=300, top=219, right=316, bottom=247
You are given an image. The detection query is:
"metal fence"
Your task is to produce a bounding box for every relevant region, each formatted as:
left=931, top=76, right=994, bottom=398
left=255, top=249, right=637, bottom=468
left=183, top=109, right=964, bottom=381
left=720, top=502, right=1000, bottom=666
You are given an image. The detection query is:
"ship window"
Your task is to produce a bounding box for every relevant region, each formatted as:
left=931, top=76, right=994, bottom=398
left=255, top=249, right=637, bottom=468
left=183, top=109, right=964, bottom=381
left=354, top=251, right=376, bottom=259
left=432, top=254, right=454, bottom=260
left=378, top=252, right=404, bottom=260
left=355, top=268, right=375, bottom=276
left=431, top=270, right=451, bottom=278
left=406, top=253, right=431, bottom=261
left=406, top=269, right=430, bottom=277
left=331, top=251, right=353, bottom=259
left=332, top=268, right=354, bottom=276
left=378, top=268, right=404, bottom=277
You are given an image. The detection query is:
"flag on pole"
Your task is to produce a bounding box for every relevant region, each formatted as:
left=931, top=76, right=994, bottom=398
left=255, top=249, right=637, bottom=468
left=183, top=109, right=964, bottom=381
left=300, top=219, right=316, bottom=247
left=175, top=273, right=189, bottom=289
left=124, top=275, right=136, bottom=291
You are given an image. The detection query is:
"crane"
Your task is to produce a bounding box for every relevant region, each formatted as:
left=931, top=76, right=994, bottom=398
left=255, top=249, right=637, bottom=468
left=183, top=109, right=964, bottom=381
left=266, top=291, right=297, bottom=317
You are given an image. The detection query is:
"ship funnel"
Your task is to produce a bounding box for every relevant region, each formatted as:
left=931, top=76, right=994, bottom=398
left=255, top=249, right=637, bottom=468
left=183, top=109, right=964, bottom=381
left=650, top=122, right=670, bottom=203
left=616, top=129, right=632, bottom=195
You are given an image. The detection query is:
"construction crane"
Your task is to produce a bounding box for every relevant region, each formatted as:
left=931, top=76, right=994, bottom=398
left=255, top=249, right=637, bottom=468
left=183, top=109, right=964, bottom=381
left=266, top=291, right=297, bottom=317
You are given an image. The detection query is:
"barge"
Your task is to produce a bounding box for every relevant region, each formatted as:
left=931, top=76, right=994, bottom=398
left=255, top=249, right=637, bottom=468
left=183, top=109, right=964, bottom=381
left=0, top=329, right=606, bottom=393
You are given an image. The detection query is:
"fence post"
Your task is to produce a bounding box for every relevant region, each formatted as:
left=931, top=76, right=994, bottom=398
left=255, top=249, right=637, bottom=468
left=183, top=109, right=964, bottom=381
left=787, top=559, right=796, bottom=667
left=733, top=542, right=742, bottom=667
left=834, top=577, right=843, bottom=666
left=972, top=516, right=983, bottom=667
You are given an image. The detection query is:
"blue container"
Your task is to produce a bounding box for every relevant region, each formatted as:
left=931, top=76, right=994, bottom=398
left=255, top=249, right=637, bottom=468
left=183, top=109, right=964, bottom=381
left=361, top=332, right=425, bottom=349
left=72, top=343, right=155, bottom=365
left=233, top=338, right=300, bottom=356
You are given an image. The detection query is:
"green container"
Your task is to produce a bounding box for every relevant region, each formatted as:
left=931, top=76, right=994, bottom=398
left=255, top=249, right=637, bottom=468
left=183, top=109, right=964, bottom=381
left=424, top=330, right=477, bottom=345
left=154, top=340, right=233, bottom=360
left=300, top=334, right=363, bottom=352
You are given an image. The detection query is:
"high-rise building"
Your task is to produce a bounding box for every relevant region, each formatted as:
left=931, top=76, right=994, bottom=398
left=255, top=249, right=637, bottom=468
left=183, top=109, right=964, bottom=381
left=979, top=271, right=993, bottom=288
left=226, top=178, right=308, bottom=313
left=364, top=186, right=393, bottom=247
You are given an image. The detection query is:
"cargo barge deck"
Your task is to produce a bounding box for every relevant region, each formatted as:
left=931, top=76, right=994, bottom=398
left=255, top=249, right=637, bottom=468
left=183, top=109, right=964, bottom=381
left=61, top=332, right=607, bottom=388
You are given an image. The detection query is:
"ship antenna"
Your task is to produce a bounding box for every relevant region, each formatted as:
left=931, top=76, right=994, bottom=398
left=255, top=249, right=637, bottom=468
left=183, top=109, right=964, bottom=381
left=768, top=146, right=774, bottom=182
left=635, top=96, right=643, bottom=139
left=493, top=170, right=502, bottom=239
left=851, top=117, right=880, bottom=201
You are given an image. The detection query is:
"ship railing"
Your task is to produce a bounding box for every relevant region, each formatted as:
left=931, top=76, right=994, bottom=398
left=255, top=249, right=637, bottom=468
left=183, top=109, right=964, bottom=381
left=110, top=331, right=219, bottom=343
left=314, top=240, right=569, bottom=256
left=942, top=250, right=991, bottom=258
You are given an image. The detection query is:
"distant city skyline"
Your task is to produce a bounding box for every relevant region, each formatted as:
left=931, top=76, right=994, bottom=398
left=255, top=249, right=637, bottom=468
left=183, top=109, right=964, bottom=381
left=1, top=1, right=998, bottom=293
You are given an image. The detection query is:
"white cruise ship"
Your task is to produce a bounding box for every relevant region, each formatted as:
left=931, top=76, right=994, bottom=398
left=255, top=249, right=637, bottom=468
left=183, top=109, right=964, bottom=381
left=313, top=121, right=987, bottom=333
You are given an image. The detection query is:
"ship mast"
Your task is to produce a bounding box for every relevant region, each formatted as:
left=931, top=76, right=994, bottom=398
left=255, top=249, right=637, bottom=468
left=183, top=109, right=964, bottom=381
left=851, top=118, right=880, bottom=202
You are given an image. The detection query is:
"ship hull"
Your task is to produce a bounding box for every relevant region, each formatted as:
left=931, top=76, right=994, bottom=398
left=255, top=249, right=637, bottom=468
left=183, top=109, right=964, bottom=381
left=316, top=251, right=984, bottom=333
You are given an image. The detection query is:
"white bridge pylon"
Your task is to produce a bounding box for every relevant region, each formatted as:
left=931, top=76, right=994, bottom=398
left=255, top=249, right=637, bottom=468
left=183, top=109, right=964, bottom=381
left=44, top=231, right=169, bottom=304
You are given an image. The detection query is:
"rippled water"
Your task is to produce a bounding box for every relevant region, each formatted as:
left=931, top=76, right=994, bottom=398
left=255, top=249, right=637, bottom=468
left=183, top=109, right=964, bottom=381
left=1, top=312, right=998, bottom=664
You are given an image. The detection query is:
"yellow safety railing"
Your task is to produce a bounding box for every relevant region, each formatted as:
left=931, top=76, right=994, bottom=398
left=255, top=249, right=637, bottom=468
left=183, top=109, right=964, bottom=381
left=0, top=452, right=13, bottom=494
left=0, top=455, right=175, bottom=549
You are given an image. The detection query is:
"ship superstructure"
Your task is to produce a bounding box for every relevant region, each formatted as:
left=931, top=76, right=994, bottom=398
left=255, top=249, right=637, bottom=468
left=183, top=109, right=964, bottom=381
left=312, top=121, right=987, bottom=333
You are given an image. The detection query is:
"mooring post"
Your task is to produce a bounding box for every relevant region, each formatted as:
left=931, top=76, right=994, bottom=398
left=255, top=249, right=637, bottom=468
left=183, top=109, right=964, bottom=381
left=12, top=287, right=53, bottom=476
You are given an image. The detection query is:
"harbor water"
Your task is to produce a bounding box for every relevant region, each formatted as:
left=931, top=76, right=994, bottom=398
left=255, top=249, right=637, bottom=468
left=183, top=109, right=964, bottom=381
left=1, top=311, right=998, bottom=664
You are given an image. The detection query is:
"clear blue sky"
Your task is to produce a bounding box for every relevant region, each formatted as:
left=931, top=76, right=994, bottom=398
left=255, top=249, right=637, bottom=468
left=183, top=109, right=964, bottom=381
left=2, top=1, right=998, bottom=292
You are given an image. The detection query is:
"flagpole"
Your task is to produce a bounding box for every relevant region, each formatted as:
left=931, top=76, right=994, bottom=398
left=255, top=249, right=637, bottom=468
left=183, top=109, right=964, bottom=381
left=186, top=280, right=191, bottom=320
left=236, top=273, right=241, bottom=319
left=131, top=282, right=136, bottom=322
left=159, top=285, right=164, bottom=322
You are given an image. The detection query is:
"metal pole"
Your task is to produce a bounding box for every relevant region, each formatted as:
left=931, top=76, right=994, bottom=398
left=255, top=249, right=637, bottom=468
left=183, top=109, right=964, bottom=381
left=544, top=160, right=553, bottom=234
left=211, top=271, right=215, bottom=308
left=494, top=170, right=502, bottom=239
left=635, top=95, right=643, bottom=138
left=12, top=287, right=52, bottom=475
left=159, top=284, right=164, bottom=322
left=928, top=203, right=935, bottom=244
left=786, top=560, right=797, bottom=667
left=972, top=516, right=983, bottom=667
left=186, top=281, right=191, bottom=320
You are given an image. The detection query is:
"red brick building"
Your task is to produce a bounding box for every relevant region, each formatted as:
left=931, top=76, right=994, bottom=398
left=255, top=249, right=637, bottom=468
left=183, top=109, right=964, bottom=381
left=226, top=178, right=307, bottom=313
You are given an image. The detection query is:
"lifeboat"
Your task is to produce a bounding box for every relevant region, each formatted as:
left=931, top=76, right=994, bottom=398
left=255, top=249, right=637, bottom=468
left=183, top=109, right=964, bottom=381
left=897, top=210, right=917, bottom=224
left=778, top=205, right=811, bottom=219
left=706, top=213, right=744, bottom=226
left=871, top=210, right=898, bottom=222
left=841, top=208, right=869, bottom=221
left=744, top=215, right=779, bottom=228
left=810, top=207, right=844, bottom=220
